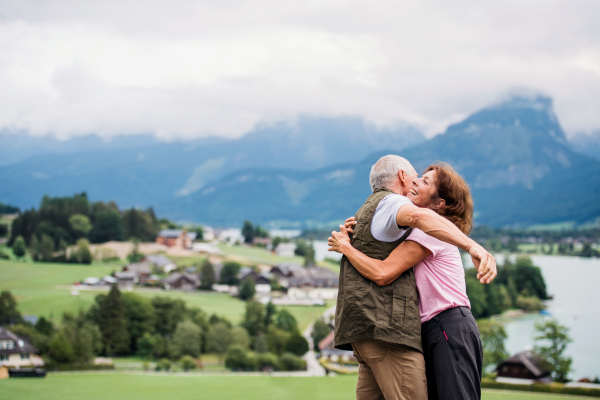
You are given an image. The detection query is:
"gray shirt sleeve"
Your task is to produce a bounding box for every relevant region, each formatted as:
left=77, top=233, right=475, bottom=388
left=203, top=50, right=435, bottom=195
left=370, top=194, right=412, bottom=242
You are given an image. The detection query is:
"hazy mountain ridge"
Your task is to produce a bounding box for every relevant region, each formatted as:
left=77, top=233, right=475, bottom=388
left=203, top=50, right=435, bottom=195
left=164, top=94, right=600, bottom=228
left=0, top=116, right=424, bottom=210
left=569, top=130, right=600, bottom=161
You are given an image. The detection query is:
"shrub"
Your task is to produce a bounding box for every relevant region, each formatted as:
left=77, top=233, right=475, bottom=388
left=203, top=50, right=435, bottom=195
left=76, top=239, right=92, bottom=264
left=277, top=353, right=306, bottom=371
left=265, top=327, right=289, bottom=356
left=255, top=352, right=278, bottom=371
left=311, top=319, right=331, bottom=351
left=180, top=355, right=197, bottom=371
left=136, top=333, right=156, bottom=358
left=48, top=332, right=74, bottom=363
left=516, top=295, right=545, bottom=311
left=170, top=320, right=202, bottom=358
left=224, top=344, right=255, bottom=371
left=284, top=332, right=309, bottom=356
left=239, top=278, right=256, bottom=301
left=155, top=358, right=171, bottom=371
left=12, top=236, right=26, bottom=258
left=275, top=309, right=298, bottom=332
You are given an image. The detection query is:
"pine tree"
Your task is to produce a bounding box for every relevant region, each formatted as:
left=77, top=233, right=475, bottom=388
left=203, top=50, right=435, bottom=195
left=0, top=291, right=23, bottom=325
left=29, top=235, right=40, bottom=261
left=40, top=234, right=54, bottom=262
left=200, top=260, right=216, bottom=290
left=12, top=236, right=26, bottom=258
left=98, top=284, right=130, bottom=355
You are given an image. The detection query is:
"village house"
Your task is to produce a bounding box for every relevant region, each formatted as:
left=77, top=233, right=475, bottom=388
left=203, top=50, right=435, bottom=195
left=286, top=266, right=339, bottom=300
left=0, top=326, right=44, bottom=369
left=496, top=351, right=552, bottom=384
left=275, top=243, right=297, bottom=257
left=192, top=242, right=220, bottom=254
left=82, top=276, right=117, bottom=287
left=122, top=261, right=152, bottom=284
left=252, top=237, right=272, bottom=248
left=162, top=273, right=199, bottom=291
left=155, top=229, right=197, bottom=249
left=239, top=268, right=272, bottom=294
left=270, top=263, right=303, bottom=288
left=317, top=326, right=358, bottom=374
left=114, top=271, right=137, bottom=288
left=318, top=330, right=355, bottom=361
left=144, top=254, right=176, bottom=272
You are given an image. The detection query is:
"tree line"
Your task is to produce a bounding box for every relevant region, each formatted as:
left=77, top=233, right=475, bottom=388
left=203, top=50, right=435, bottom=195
left=466, top=256, right=548, bottom=319
left=6, top=193, right=176, bottom=264
left=0, top=288, right=308, bottom=372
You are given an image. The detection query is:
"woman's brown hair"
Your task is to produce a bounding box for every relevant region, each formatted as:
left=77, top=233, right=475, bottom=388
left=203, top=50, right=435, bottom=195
left=425, top=162, right=474, bottom=235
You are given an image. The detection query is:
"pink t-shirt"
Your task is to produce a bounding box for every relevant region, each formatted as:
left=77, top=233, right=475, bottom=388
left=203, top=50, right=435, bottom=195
left=406, top=228, right=471, bottom=323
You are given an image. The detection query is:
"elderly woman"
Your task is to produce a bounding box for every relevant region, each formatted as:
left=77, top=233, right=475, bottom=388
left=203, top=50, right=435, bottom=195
left=329, top=162, right=483, bottom=400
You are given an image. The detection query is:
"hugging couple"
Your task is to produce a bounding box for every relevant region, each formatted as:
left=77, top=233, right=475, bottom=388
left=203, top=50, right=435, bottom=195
left=327, top=155, right=497, bottom=400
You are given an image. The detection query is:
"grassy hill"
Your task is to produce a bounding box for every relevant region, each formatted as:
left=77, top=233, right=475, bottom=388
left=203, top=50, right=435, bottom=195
left=0, top=247, right=331, bottom=330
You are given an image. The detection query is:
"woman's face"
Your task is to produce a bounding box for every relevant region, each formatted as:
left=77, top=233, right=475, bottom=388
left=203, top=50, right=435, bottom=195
left=406, top=170, right=440, bottom=209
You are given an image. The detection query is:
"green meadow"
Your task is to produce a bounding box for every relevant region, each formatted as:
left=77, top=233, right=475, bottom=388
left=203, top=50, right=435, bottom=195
left=0, top=258, right=329, bottom=328
left=0, top=374, right=589, bottom=400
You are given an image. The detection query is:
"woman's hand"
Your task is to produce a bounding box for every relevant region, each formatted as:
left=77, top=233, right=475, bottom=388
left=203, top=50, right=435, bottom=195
left=328, top=225, right=352, bottom=254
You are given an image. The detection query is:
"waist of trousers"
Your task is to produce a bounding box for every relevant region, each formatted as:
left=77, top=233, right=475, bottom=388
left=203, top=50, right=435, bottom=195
left=422, top=306, right=472, bottom=329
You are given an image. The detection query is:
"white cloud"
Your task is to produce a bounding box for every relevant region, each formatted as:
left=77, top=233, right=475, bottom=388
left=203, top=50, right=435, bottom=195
left=0, top=0, right=599, bottom=139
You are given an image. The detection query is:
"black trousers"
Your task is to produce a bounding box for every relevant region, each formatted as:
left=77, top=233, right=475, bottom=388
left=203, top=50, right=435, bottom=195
left=421, top=307, right=483, bottom=400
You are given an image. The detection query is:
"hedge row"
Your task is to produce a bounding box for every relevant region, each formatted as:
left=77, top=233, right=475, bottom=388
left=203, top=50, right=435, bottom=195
left=481, top=379, right=600, bottom=397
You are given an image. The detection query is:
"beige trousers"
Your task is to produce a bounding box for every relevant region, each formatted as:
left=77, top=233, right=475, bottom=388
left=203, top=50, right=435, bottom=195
left=352, top=339, right=428, bottom=400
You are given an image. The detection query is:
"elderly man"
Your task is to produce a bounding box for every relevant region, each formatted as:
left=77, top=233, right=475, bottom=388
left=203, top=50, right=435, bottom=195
left=333, top=155, right=495, bottom=400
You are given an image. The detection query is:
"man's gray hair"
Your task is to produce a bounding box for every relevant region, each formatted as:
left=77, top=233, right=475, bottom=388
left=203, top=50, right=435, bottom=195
left=369, top=155, right=416, bottom=192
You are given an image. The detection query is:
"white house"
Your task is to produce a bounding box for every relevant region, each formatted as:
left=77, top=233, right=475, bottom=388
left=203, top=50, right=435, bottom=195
left=276, top=243, right=297, bottom=258
left=0, top=326, right=44, bottom=369
left=286, top=266, right=339, bottom=300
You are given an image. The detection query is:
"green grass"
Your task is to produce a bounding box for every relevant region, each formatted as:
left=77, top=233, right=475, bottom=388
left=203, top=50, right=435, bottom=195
left=0, top=259, right=329, bottom=327
left=217, top=243, right=340, bottom=273
left=0, top=375, right=589, bottom=400
left=217, top=243, right=307, bottom=265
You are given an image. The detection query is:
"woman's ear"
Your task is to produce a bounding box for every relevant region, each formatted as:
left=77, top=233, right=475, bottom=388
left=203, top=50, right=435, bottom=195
left=432, top=198, right=446, bottom=210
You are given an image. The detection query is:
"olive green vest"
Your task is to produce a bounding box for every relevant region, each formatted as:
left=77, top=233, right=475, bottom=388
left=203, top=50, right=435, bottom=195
left=333, top=188, right=422, bottom=352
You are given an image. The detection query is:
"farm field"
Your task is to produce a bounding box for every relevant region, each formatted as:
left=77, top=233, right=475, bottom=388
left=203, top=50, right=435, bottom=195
left=0, top=259, right=330, bottom=327
left=217, top=243, right=307, bottom=265
left=0, top=374, right=589, bottom=400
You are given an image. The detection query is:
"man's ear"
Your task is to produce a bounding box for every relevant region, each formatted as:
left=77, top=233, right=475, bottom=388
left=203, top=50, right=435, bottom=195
left=432, top=198, right=446, bottom=210
left=398, top=170, right=409, bottom=187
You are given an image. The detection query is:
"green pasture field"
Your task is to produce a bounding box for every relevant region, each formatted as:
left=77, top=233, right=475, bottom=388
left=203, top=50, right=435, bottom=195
left=0, top=259, right=329, bottom=327
left=216, top=243, right=341, bottom=273
left=217, top=243, right=306, bottom=265
left=0, top=374, right=589, bottom=400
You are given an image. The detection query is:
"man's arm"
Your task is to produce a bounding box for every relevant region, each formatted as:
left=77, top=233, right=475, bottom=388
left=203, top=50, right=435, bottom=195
left=395, top=203, right=496, bottom=283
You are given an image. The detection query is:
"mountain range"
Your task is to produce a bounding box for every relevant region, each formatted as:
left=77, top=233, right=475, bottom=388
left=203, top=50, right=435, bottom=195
left=1, top=94, right=599, bottom=229
left=0, top=116, right=424, bottom=217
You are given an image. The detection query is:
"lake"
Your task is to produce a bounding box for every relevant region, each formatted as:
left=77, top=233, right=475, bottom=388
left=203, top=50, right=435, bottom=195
left=496, top=255, right=600, bottom=380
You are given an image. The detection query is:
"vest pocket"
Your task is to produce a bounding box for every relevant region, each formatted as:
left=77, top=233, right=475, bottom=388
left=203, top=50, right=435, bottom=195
left=392, top=295, right=406, bottom=328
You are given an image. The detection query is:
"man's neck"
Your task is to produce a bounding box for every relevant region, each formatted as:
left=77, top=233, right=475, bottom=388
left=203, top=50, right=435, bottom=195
left=385, top=182, right=410, bottom=196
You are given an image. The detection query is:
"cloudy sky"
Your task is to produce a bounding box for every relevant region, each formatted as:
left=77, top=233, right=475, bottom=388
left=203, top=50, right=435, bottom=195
left=1, top=0, right=599, bottom=139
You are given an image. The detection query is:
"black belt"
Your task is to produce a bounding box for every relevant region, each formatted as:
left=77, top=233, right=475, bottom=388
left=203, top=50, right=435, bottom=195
left=423, top=306, right=471, bottom=328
